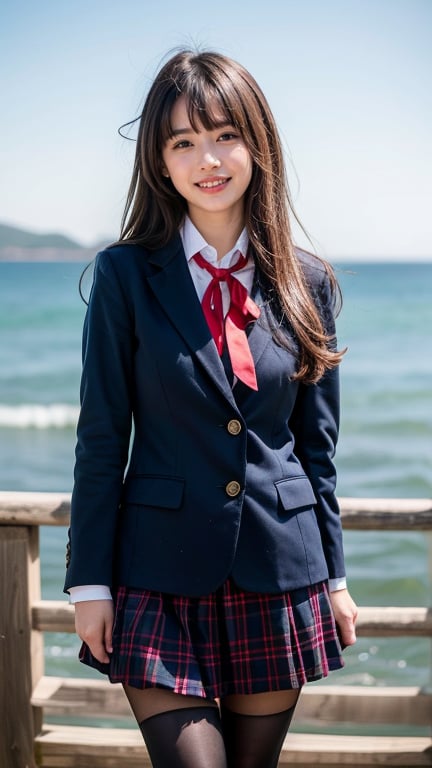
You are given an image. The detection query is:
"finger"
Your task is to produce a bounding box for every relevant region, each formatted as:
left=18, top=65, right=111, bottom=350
left=89, top=641, right=110, bottom=664
left=339, top=619, right=357, bottom=647
left=104, top=618, right=114, bottom=655
left=342, top=630, right=356, bottom=647
left=76, top=624, right=111, bottom=663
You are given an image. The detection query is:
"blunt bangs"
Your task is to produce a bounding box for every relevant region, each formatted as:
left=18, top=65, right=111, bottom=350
left=160, top=65, right=253, bottom=145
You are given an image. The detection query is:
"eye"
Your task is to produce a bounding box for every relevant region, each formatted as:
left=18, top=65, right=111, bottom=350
left=172, top=139, right=193, bottom=149
left=218, top=132, right=239, bottom=142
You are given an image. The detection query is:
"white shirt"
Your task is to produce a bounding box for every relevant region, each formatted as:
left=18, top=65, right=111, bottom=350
left=69, top=217, right=346, bottom=602
left=180, top=216, right=254, bottom=313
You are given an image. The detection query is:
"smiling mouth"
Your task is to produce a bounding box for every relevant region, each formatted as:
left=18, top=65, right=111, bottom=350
left=196, top=178, right=230, bottom=189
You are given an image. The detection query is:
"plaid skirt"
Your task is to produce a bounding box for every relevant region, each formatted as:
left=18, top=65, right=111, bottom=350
left=79, top=578, right=344, bottom=699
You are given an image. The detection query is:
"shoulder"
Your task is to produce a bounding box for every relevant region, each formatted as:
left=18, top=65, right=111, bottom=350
left=293, top=247, right=329, bottom=289
left=81, top=243, right=156, bottom=309
left=293, top=247, right=340, bottom=334
left=91, top=241, right=166, bottom=294
left=95, top=242, right=152, bottom=275
left=294, top=246, right=338, bottom=301
left=95, top=234, right=183, bottom=278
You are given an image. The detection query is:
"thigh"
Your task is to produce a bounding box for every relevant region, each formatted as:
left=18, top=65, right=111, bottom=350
left=123, top=684, right=218, bottom=723
left=129, top=691, right=227, bottom=768
left=222, top=688, right=300, bottom=715
left=220, top=690, right=301, bottom=768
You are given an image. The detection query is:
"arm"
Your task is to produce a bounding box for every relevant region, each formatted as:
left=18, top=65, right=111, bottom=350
left=290, top=267, right=357, bottom=645
left=290, top=361, right=345, bottom=580
left=65, top=249, right=134, bottom=591
left=289, top=266, right=344, bottom=578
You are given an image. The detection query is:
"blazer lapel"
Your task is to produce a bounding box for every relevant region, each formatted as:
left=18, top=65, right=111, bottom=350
left=146, top=237, right=238, bottom=408
left=248, top=284, right=273, bottom=368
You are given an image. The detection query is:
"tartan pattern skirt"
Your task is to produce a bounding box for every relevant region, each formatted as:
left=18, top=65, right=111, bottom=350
left=79, top=578, right=344, bottom=699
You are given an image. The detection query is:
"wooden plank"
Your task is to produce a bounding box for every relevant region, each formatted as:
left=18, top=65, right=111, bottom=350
left=297, top=685, right=432, bottom=726
left=357, top=606, right=432, bottom=637
left=280, top=733, right=432, bottom=766
left=0, top=491, right=70, bottom=526
left=32, top=601, right=432, bottom=637
left=32, top=677, right=133, bottom=719
left=339, top=497, right=432, bottom=531
left=35, top=725, right=149, bottom=767
left=32, top=600, right=74, bottom=633
left=31, top=677, right=432, bottom=726
left=1, top=491, right=431, bottom=530
left=34, top=725, right=432, bottom=767
left=0, top=527, right=39, bottom=768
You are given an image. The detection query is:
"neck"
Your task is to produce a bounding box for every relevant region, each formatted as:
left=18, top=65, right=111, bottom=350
left=188, top=209, right=245, bottom=261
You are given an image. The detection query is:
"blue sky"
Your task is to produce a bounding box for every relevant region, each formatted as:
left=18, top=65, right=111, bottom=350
left=1, top=0, right=431, bottom=259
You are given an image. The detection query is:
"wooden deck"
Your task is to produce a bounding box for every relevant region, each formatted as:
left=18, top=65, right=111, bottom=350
left=1, top=492, right=431, bottom=767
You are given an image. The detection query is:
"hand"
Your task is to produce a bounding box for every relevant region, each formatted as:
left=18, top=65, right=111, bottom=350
left=74, top=599, right=114, bottom=663
left=329, top=588, right=358, bottom=648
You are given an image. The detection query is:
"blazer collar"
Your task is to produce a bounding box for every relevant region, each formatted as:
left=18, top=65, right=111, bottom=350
left=146, top=235, right=239, bottom=408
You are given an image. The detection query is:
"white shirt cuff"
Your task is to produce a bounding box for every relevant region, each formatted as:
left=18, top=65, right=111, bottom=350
left=68, top=585, right=113, bottom=603
left=328, top=577, right=347, bottom=592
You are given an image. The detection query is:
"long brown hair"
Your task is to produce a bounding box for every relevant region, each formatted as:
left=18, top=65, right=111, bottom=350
left=119, top=49, right=345, bottom=383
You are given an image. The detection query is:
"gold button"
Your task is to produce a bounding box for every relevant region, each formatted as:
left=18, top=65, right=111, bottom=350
left=225, top=480, right=241, bottom=497
left=227, top=419, right=242, bottom=436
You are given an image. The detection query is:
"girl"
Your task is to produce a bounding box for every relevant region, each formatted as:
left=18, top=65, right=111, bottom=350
left=65, top=49, right=358, bottom=768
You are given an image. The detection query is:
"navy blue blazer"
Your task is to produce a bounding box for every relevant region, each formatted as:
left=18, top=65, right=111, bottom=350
left=64, top=235, right=346, bottom=597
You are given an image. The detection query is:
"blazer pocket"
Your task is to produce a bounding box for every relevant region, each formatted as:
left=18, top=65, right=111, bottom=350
left=123, top=475, right=184, bottom=509
left=275, top=476, right=317, bottom=512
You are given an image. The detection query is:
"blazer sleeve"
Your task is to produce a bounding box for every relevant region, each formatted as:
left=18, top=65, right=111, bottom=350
left=64, top=250, right=134, bottom=591
left=289, top=268, right=346, bottom=580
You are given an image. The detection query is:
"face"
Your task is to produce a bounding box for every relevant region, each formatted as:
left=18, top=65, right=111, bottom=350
left=161, top=95, right=253, bottom=226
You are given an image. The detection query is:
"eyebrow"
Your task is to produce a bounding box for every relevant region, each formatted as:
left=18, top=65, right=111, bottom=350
left=169, top=121, right=233, bottom=138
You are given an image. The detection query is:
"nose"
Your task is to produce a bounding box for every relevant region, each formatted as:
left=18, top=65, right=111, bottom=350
left=200, top=149, right=221, bottom=170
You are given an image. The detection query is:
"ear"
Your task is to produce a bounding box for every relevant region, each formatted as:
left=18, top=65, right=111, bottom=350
left=161, top=165, right=170, bottom=178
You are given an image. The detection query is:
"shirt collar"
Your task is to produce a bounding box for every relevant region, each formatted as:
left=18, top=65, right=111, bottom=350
left=180, top=215, right=249, bottom=267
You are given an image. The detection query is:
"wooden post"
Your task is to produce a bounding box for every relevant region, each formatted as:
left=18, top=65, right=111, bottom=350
left=428, top=531, right=432, bottom=693
left=0, top=526, right=43, bottom=768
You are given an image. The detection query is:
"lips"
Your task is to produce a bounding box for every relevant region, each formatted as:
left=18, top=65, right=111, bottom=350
left=196, top=177, right=230, bottom=189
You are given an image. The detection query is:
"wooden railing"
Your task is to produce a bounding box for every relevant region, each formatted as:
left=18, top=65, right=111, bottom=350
left=0, top=492, right=431, bottom=768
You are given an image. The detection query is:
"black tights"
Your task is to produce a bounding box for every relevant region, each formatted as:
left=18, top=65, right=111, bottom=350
left=136, top=699, right=298, bottom=768
left=220, top=701, right=297, bottom=768
left=139, top=705, right=225, bottom=768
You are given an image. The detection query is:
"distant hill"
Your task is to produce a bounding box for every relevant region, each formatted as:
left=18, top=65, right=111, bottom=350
left=0, top=222, right=82, bottom=249
left=0, top=222, right=115, bottom=261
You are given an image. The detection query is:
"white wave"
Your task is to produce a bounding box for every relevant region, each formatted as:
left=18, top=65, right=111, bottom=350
left=0, top=404, right=79, bottom=429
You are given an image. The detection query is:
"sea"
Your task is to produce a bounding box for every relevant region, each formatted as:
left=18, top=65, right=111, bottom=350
left=1, top=259, right=431, bottom=727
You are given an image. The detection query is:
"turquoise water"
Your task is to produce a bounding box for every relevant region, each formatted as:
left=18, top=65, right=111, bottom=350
left=1, top=260, right=431, bottom=695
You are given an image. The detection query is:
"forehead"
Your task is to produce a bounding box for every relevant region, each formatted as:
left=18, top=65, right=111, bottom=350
left=168, top=94, right=233, bottom=135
